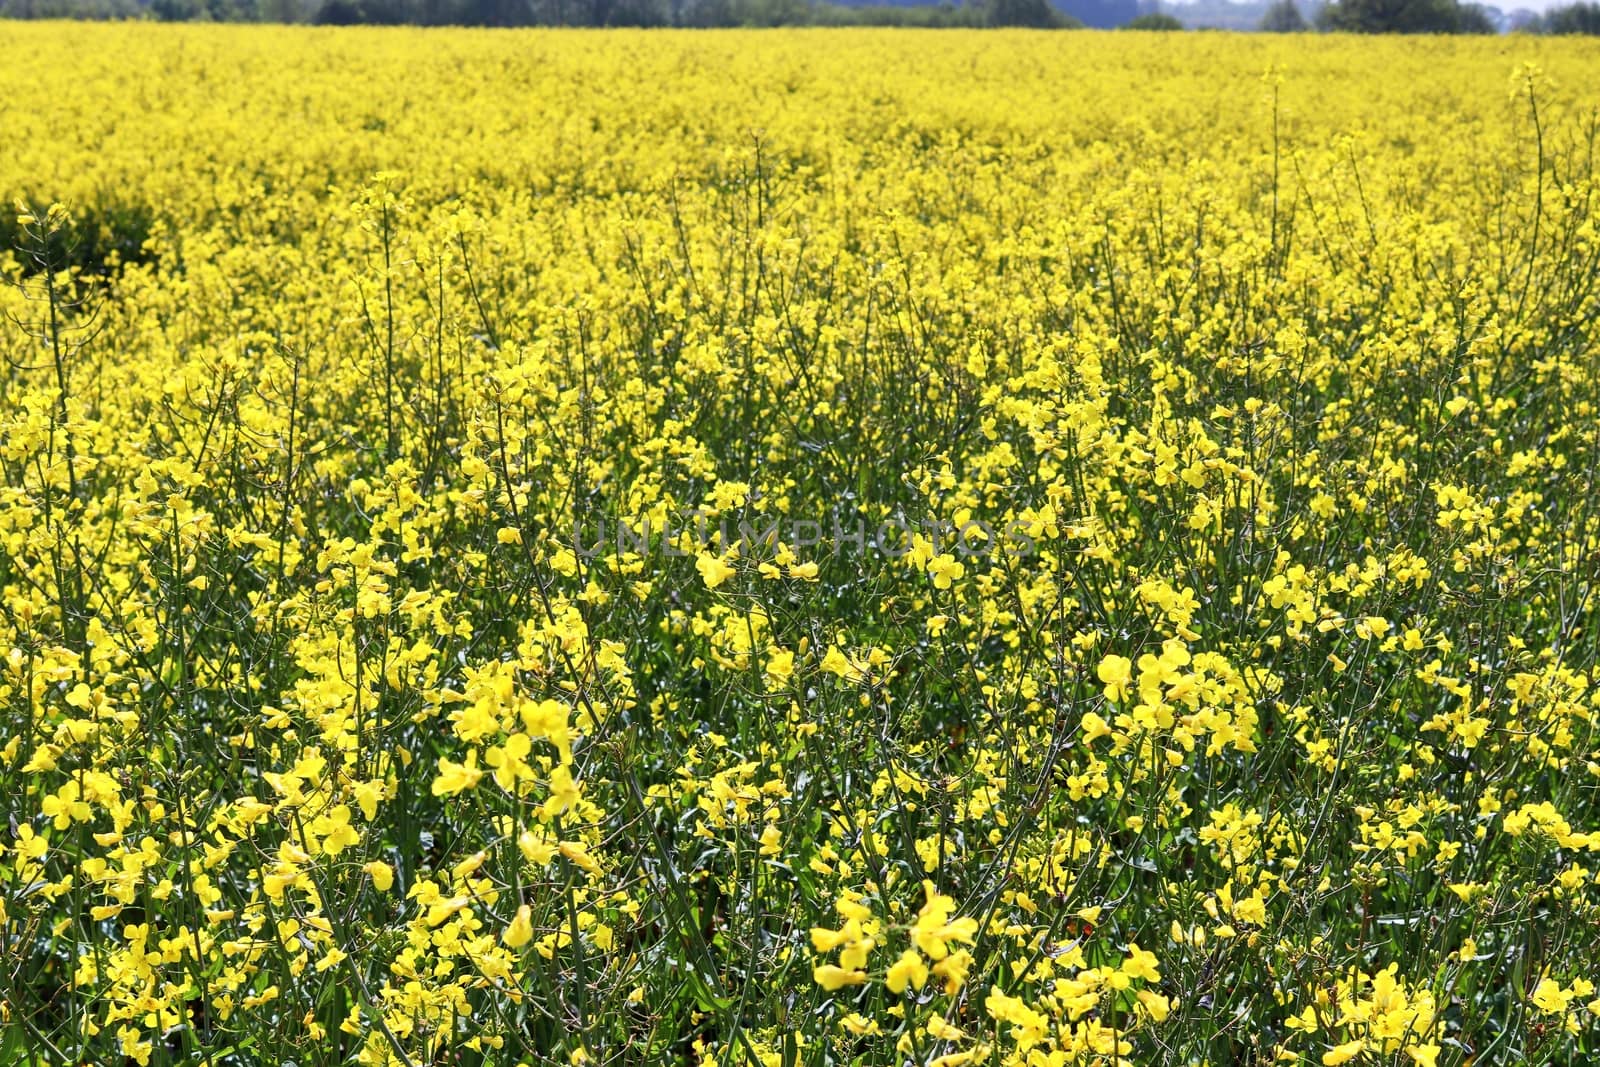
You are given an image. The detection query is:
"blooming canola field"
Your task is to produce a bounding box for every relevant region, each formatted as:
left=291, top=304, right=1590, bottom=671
left=4, top=22, right=1600, bottom=1067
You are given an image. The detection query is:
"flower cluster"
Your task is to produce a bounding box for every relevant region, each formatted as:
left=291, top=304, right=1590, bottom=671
left=2, top=24, right=1600, bottom=1067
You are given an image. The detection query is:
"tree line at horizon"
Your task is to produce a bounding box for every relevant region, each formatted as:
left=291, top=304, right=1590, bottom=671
left=0, top=0, right=1597, bottom=39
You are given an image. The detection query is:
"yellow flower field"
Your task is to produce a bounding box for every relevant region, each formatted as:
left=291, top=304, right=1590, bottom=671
left=3, top=22, right=1600, bottom=1067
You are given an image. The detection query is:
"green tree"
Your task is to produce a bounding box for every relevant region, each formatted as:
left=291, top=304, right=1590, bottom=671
left=1541, top=1, right=1600, bottom=31
left=1258, top=0, right=1308, bottom=29
left=1123, top=9, right=1182, bottom=25
left=985, top=0, right=1067, bottom=26
left=1318, top=0, right=1475, bottom=31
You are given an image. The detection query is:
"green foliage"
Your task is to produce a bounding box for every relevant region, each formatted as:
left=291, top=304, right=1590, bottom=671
left=0, top=200, right=159, bottom=280
left=1537, top=1, right=1600, bottom=32
left=986, top=0, right=1072, bottom=26
left=1317, top=0, right=1486, bottom=32
left=806, top=1, right=1026, bottom=26
left=1456, top=2, right=1494, bottom=30
left=1257, top=0, right=1307, bottom=29
left=1123, top=9, right=1182, bottom=25
left=0, top=0, right=1057, bottom=24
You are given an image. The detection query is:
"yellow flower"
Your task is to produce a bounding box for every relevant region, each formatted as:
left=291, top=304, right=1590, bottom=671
left=696, top=552, right=737, bottom=590
left=352, top=779, right=385, bottom=821
left=985, top=987, right=1048, bottom=1034
left=1097, top=655, right=1134, bottom=703
left=363, top=861, right=394, bottom=892
left=558, top=841, right=602, bottom=875
left=486, top=732, right=535, bottom=790
left=911, top=881, right=978, bottom=961
left=819, top=645, right=859, bottom=680
left=432, top=750, right=483, bottom=796
left=1120, top=943, right=1161, bottom=983
left=541, top=765, right=582, bottom=818
left=317, top=806, right=360, bottom=857
left=886, top=949, right=928, bottom=994
left=932, top=949, right=973, bottom=995
left=1137, top=988, right=1171, bottom=1022
left=927, top=554, right=964, bottom=590
left=504, top=904, right=534, bottom=949
left=813, top=965, right=868, bottom=992
left=811, top=921, right=859, bottom=953
left=1322, top=1039, right=1365, bottom=1066
left=1080, top=711, right=1114, bottom=744
left=1406, top=1044, right=1440, bottom=1067
left=1531, top=977, right=1572, bottom=1015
